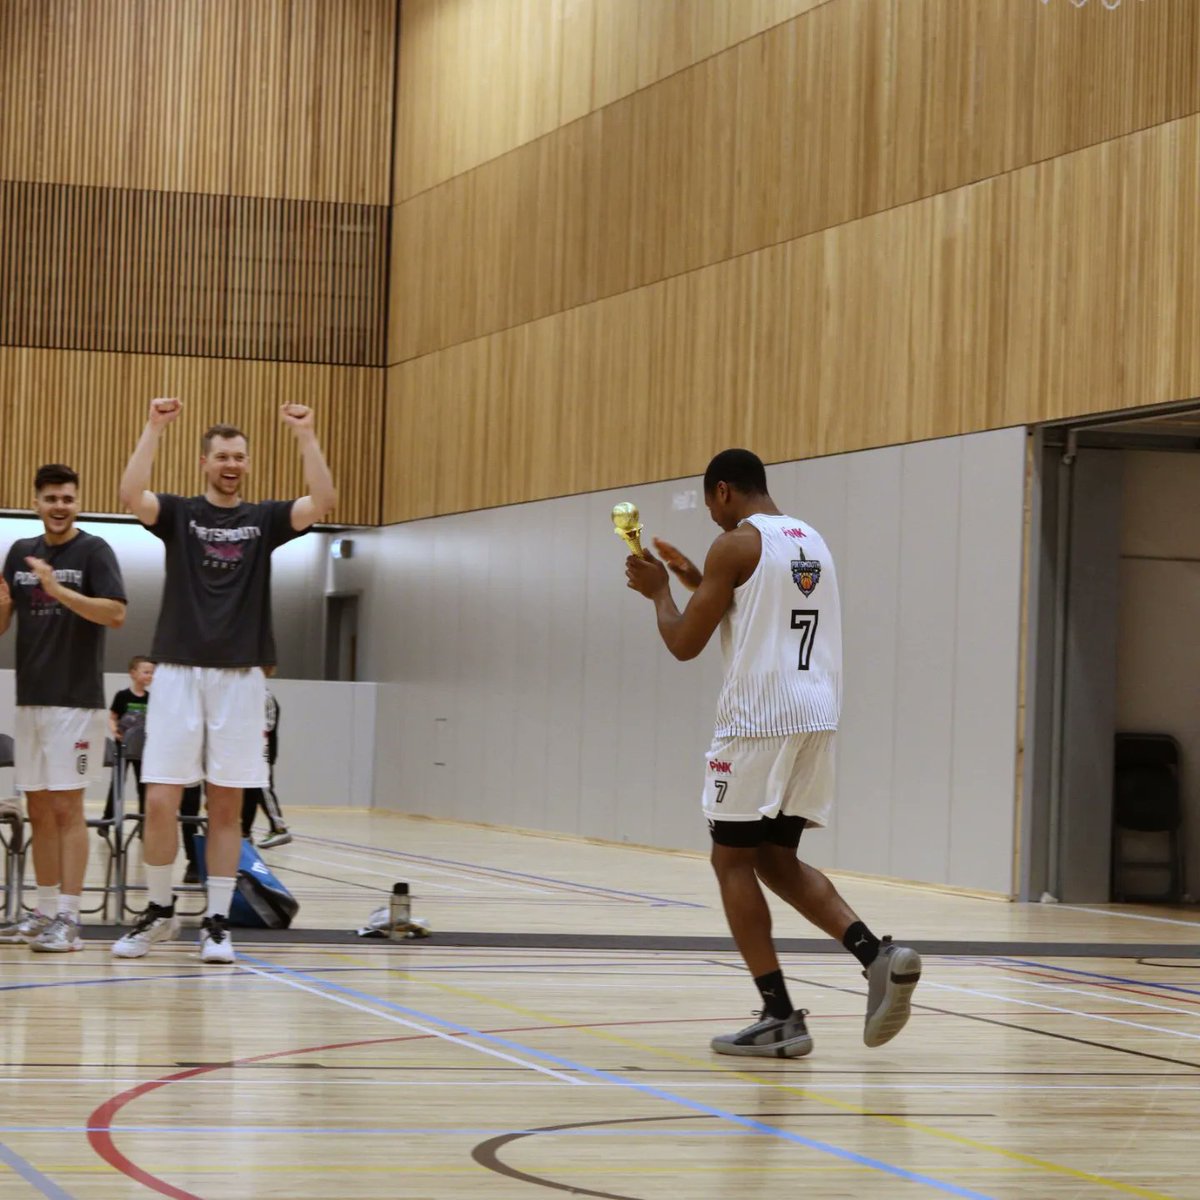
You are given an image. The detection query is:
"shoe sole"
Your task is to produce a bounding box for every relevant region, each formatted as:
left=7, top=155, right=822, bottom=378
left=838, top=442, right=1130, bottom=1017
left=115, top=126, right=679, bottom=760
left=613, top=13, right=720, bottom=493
left=200, top=947, right=236, bottom=964
left=711, top=1034, right=814, bottom=1059
left=30, top=940, right=84, bottom=953
left=864, top=948, right=922, bottom=1047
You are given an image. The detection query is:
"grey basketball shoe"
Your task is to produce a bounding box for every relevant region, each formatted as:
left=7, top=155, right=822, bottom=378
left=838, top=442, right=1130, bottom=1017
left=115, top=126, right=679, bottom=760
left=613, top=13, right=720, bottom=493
left=863, top=936, right=922, bottom=1047
left=29, top=914, right=84, bottom=953
left=0, top=910, right=53, bottom=944
left=711, top=1009, right=813, bottom=1058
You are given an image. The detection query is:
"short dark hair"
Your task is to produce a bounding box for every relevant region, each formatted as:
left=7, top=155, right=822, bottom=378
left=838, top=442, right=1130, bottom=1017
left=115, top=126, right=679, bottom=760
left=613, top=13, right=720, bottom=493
left=128, top=655, right=154, bottom=671
left=202, top=424, right=248, bottom=454
left=34, top=463, right=79, bottom=493
left=703, top=448, right=768, bottom=497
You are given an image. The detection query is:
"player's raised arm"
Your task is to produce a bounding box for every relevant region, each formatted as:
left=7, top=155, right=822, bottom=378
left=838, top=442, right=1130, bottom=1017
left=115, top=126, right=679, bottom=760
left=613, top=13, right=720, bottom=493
left=280, top=404, right=338, bottom=531
left=626, top=533, right=749, bottom=661
left=119, top=398, right=182, bottom=525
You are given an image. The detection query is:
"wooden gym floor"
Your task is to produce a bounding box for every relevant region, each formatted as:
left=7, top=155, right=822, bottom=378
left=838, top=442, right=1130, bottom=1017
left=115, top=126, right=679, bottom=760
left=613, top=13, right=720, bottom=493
left=2, top=810, right=1199, bottom=1199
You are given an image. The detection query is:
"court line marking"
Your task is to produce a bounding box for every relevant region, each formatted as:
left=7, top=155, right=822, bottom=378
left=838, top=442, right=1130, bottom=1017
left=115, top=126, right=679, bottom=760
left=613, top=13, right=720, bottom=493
left=235, top=962, right=584, bottom=1085
left=994, top=975, right=1200, bottom=1020
left=239, top=956, right=995, bottom=1200
left=923, top=981, right=1200, bottom=1043
left=0, top=1139, right=75, bottom=1200
left=376, top=956, right=1179, bottom=1200
left=1001, top=959, right=1200, bottom=998
left=1055, top=905, right=1200, bottom=930
left=297, top=834, right=706, bottom=908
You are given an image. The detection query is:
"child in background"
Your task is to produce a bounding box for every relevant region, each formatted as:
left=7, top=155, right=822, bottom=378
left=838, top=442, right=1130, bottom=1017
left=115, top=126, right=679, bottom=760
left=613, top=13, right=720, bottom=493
left=102, top=656, right=154, bottom=826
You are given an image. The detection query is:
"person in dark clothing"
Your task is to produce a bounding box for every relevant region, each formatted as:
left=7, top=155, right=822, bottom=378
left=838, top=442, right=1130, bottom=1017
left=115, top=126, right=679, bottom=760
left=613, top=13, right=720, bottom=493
left=102, top=656, right=154, bottom=826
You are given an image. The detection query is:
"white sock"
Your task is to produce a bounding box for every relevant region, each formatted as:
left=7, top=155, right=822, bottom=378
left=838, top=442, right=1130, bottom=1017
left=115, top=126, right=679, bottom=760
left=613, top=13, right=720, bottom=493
left=58, top=894, right=81, bottom=921
left=206, top=876, right=236, bottom=920
left=37, top=886, right=59, bottom=915
left=145, top=864, right=176, bottom=909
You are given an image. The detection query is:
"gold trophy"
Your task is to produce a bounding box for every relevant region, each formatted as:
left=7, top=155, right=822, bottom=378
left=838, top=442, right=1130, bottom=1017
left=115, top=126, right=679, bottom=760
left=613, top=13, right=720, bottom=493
left=612, top=501, right=646, bottom=557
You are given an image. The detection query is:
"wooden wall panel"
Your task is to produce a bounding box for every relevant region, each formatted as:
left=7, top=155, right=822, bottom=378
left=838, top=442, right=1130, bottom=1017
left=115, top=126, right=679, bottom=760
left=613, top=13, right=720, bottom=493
left=383, top=113, right=1200, bottom=524
left=0, top=0, right=397, bottom=202
left=393, top=0, right=823, bottom=202
left=0, top=349, right=382, bottom=525
left=389, top=0, right=1200, bottom=364
left=0, top=183, right=389, bottom=365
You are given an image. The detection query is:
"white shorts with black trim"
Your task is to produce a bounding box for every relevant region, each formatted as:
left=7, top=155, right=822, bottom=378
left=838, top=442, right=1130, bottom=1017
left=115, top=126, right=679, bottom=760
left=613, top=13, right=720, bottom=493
left=15, top=706, right=107, bottom=792
left=142, top=664, right=268, bottom=788
left=701, top=730, right=836, bottom=827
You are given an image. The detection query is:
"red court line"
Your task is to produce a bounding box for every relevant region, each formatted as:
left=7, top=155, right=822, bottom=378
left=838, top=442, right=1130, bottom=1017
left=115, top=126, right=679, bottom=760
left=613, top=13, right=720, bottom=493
left=85, top=1003, right=1163, bottom=1197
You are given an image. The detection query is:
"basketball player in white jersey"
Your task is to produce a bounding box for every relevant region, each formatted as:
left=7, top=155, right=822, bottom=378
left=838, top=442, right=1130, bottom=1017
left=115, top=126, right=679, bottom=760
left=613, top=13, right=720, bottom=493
left=626, top=449, right=921, bottom=1058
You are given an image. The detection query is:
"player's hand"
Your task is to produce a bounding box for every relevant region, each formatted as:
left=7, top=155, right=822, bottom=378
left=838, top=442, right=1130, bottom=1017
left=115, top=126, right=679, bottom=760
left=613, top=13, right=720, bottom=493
left=0, top=576, right=10, bottom=607
left=625, top=548, right=670, bottom=598
left=148, top=397, right=182, bottom=427
left=652, top=538, right=702, bottom=591
left=24, top=556, right=60, bottom=597
left=280, top=403, right=314, bottom=431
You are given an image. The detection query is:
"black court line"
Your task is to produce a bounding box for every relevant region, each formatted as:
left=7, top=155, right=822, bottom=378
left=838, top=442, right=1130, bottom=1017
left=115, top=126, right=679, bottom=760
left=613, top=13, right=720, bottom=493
left=77, top=927, right=1200, bottom=956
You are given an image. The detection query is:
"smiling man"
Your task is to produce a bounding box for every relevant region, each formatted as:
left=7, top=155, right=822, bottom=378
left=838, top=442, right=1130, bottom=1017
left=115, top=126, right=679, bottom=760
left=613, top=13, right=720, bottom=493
left=624, top=448, right=921, bottom=1059
left=111, top=400, right=336, bottom=963
left=0, top=464, right=127, bottom=952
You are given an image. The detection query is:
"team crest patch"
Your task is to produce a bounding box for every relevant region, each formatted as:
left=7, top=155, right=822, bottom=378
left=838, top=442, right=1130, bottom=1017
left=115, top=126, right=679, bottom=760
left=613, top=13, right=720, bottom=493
left=791, top=558, right=821, bottom=596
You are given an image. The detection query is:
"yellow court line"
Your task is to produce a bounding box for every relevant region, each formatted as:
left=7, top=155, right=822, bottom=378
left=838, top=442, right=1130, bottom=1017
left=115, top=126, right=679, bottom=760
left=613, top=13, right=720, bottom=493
left=334, top=955, right=1179, bottom=1200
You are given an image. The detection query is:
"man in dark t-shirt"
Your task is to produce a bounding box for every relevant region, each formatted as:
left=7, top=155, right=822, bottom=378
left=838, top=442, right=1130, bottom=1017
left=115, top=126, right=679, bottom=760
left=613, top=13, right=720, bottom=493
left=112, top=398, right=336, bottom=964
left=0, top=464, right=127, bottom=953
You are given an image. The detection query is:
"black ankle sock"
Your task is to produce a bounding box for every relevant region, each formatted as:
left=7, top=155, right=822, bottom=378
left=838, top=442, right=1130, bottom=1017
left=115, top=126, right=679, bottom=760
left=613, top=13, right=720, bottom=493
left=842, top=921, right=881, bottom=968
left=753, top=969, right=794, bottom=1020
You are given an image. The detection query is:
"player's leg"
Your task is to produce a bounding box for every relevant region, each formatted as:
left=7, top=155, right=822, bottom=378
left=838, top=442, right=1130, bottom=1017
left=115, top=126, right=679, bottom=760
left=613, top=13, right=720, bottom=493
left=114, top=667, right=200, bottom=957
left=199, top=667, right=269, bottom=964
left=25, top=708, right=104, bottom=953
left=758, top=731, right=921, bottom=1047
left=256, top=770, right=291, bottom=848
left=1, top=710, right=59, bottom=943
left=702, top=736, right=812, bottom=1058
left=240, top=788, right=258, bottom=839
left=29, top=788, right=87, bottom=952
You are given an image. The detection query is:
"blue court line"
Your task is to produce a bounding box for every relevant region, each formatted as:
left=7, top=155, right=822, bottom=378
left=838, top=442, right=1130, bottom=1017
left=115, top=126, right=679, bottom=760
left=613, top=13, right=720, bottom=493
left=242, top=955, right=996, bottom=1200
left=300, top=834, right=706, bottom=909
left=999, top=957, right=1200, bottom=998
left=0, top=1138, right=75, bottom=1200
left=0, top=971, right=231, bottom=994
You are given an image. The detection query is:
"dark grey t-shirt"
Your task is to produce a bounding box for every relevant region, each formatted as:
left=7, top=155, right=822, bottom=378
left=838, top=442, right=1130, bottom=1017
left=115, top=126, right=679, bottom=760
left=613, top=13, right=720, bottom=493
left=2, top=531, right=127, bottom=709
left=146, top=494, right=305, bottom=668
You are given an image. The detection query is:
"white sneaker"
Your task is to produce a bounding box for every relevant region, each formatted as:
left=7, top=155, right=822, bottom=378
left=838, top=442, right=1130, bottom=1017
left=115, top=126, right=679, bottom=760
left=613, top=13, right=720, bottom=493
left=112, top=903, right=180, bottom=959
left=200, top=915, right=236, bottom=964
left=29, top=914, right=84, bottom=953
left=863, top=936, right=922, bottom=1047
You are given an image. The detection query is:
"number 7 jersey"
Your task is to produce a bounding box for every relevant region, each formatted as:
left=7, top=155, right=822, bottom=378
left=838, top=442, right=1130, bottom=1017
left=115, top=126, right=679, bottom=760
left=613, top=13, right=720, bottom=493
left=712, top=514, right=842, bottom=738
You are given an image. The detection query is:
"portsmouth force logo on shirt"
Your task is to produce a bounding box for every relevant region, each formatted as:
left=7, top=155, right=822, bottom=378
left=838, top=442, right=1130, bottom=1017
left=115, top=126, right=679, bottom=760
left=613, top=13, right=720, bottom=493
left=188, top=520, right=262, bottom=571
left=791, top=558, right=821, bottom=596
left=12, top=568, right=83, bottom=615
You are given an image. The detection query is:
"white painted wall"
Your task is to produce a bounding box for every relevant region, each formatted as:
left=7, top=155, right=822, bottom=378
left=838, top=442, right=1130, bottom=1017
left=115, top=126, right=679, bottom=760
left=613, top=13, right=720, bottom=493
left=0, top=672, right=376, bottom=811
left=355, top=428, right=1027, bottom=894
left=1116, top=450, right=1200, bottom=890
left=0, top=516, right=329, bottom=679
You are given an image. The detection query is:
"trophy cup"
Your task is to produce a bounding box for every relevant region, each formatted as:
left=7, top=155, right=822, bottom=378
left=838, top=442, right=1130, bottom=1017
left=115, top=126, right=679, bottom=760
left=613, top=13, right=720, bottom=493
left=612, top=502, right=646, bottom=557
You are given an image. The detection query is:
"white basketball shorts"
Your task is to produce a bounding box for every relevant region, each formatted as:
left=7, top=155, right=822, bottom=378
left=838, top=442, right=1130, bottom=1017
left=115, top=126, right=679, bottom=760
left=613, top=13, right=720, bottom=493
left=701, top=730, right=836, bottom=827
left=142, top=664, right=268, bottom=789
left=15, top=707, right=107, bottom=793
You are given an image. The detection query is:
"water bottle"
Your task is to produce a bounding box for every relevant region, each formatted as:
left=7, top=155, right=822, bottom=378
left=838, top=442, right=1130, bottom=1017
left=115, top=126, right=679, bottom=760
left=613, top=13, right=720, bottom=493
left=388, top=882, right=411, bottom=938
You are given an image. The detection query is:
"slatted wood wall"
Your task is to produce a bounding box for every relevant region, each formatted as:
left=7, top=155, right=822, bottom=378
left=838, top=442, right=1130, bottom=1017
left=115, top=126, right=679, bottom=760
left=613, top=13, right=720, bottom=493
left=0, top=348, right=381, bottom=525
left=1, top=0, right=394, bottom=524
left=384, top=0, right=1200, bottom=523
